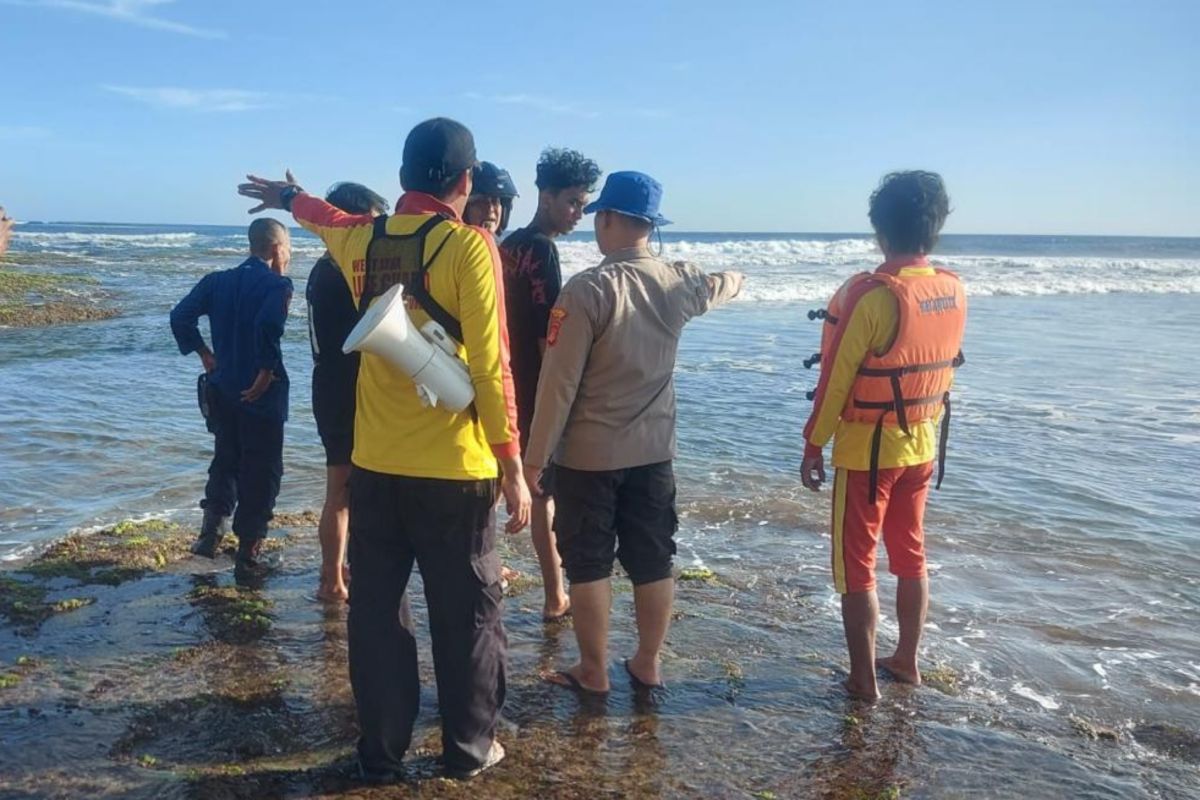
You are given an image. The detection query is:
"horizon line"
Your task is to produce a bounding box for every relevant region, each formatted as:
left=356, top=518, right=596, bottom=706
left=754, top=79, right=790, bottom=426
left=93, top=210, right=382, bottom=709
left=11, top=220, right=1200, bottom=240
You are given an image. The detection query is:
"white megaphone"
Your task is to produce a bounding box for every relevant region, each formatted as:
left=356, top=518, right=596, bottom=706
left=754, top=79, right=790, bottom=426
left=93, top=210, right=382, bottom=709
left=342, top=283, right=475, bottom=413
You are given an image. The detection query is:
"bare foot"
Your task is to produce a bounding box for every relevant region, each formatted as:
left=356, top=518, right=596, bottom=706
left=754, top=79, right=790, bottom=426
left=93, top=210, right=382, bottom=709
left=876, top=655, right=921, bottom=685
left=625, top=654, right=663, bottom=688
left=317, top=579, right=349, bottom=604
left=501, top=565, right=521, bottom=583
left=542, top=598, right=571, bottom=622
left=541, top=663, right=609, bottom=694
left=844, top=677, right=881, bottom=702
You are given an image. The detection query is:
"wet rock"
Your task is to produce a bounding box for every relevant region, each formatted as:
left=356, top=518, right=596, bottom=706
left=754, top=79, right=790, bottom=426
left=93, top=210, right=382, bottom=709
left=1069, top=715, right=1121, bottom=742
left=1133, top=722, right=1200, bottom=764
left=270, top=510, right=320, bottom=529
left=503, top=572, right=541, bottom=598
left=678, top=566, right=720, bottom=584
left=921, top=664, right=961, bottom=696
left=187, top=584, right=274, bottom=645
left=21, top=519, right=193, bottom=586
left=0, top=268, right=116, bottom=327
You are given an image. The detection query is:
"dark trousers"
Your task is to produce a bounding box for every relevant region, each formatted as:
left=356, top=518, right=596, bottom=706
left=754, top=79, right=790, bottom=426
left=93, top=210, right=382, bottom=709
left=201, top=387, right=284, bottom=541
left=553, top=460, right=679, bottom=586
left=346, top=467, right=505, bottom=774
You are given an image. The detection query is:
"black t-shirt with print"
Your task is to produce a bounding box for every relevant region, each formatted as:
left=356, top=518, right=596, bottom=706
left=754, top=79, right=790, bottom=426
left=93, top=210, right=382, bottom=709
left=499, top=226, right=562, bottom=447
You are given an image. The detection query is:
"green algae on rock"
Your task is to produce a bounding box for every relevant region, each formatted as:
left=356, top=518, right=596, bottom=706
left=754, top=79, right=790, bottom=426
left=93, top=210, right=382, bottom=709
left=22, top=519, right=193, bottom=585
left=0, top=268, right=116, bottom=327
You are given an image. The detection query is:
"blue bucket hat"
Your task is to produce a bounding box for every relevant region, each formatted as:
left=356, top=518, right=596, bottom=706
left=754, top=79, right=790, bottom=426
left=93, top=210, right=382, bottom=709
left=583, top=171, right=672, bottom=226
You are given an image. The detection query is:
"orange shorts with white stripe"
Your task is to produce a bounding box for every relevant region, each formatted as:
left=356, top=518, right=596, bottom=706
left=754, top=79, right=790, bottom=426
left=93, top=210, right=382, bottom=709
left=830, top=462, right=933, bottom=594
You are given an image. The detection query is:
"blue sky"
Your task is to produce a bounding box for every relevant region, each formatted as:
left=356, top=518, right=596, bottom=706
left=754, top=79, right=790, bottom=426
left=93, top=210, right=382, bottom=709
left=1, top=0, right=1197, bottom=234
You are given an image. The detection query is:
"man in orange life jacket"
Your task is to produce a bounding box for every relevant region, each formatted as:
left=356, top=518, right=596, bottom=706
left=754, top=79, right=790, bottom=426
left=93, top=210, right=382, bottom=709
left=800, top=171, right=966, bottom=702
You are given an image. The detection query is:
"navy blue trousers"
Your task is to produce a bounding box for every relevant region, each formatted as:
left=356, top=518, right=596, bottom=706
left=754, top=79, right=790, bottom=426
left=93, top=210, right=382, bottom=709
left=201, top=386, right=283, bottom=541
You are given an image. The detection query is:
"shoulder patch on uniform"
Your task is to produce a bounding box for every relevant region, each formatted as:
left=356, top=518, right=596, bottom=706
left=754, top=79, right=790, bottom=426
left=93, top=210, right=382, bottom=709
left=547, top=306, right=568, bottom=347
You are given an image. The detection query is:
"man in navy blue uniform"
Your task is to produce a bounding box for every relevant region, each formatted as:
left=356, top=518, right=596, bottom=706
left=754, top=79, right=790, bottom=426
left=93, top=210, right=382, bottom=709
left=171, top=218, right=293, bottom=576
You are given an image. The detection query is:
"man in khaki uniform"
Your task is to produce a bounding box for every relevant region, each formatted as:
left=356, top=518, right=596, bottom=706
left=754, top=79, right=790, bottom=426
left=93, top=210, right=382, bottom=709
left=524, top=171, right=743, bottom=694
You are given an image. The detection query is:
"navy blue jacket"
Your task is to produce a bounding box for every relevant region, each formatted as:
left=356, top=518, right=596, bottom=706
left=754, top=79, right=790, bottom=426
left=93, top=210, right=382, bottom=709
left=170, top=257, right=293, bottom=422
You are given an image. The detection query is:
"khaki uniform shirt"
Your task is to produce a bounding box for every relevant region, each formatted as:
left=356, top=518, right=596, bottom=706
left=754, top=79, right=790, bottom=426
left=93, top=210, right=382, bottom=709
left=525, top=246, right=741, bottom=471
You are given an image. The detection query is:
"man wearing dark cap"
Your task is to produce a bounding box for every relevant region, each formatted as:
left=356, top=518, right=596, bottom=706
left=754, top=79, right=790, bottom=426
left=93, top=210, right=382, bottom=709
left=463, top=161, right=518, bottom=237
left=238, top=117, right=530, bottom=781
left=525, top=171, right=744, bottom=695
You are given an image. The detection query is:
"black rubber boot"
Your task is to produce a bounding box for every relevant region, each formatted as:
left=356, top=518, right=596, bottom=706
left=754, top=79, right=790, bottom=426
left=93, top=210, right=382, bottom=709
left=234, top=537, right=268, bottom=581
left=190, top=510, right=228, bottom=558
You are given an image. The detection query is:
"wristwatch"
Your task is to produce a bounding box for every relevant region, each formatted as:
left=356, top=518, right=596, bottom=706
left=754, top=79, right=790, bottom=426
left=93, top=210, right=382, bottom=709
left=279, top=184, right=303, bottom=212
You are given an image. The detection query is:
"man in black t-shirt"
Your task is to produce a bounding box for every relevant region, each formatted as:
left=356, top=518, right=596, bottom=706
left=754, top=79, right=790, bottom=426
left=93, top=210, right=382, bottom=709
left=305, top=182, right=389, bottom=602
left=500, top=148, right=601, bottom=621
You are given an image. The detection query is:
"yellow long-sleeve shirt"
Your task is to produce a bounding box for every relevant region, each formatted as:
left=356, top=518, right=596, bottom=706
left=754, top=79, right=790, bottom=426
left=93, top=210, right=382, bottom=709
left=804, top=261, right=940, bottom=471
left=292, top=191, right=520, bottom=480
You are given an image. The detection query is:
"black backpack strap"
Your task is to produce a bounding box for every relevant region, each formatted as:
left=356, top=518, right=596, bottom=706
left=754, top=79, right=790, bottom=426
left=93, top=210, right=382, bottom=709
left=361, top=214, right=464, bottom=343
left=408, top=224, right=463, bottom=343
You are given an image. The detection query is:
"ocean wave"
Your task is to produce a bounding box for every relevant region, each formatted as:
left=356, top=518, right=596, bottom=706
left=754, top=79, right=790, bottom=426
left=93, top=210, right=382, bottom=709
left=14, top=231, right=201, bottom=249
left=11, top=230, right=1200, bottom=299
left=557, top=240, right=1200, bottom=300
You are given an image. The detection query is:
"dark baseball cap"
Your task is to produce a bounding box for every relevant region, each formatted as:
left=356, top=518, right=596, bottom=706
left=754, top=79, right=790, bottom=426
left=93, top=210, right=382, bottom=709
left=400, top=118, right=478, bottom=191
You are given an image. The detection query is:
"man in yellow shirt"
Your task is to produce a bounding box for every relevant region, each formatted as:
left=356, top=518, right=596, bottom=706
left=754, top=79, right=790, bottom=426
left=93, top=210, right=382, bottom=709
left=801, top=171, right=965, bottom=702
left=239, top=118, right=530, bottom=781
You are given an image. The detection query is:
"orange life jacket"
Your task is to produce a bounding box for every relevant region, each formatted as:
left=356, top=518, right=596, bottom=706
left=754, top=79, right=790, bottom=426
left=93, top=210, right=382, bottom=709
left=810, top=267, right=967, bottom=502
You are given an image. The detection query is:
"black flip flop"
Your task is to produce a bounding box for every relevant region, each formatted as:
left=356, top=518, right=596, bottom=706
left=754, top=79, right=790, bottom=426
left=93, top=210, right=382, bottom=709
left=542, top=608, right=573, bottom=624
left=624, top=659, right=666, bottom=692
left=544, top=669, right=609, bottom=697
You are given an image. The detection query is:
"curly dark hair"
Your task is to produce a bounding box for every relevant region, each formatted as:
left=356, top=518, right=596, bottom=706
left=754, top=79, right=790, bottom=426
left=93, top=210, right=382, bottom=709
left=868, top=171, right=951, bottom=254
left=325, top=182, right=389, bottom=215
left=535, top=147, right=602, bottom=192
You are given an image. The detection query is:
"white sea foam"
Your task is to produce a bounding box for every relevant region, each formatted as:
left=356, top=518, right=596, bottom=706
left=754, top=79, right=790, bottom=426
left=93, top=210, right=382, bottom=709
left=13, top=230, right=1200, bottom=298
left=1012, top=682, right=1061, bottom=710
left=556, top=239, right=1200, bottom=301
left=14, top=231, right=201, bottom=248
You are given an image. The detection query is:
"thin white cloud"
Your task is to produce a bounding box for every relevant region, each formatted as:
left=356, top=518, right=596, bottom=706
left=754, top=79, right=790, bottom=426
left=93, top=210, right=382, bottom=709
left=103, top=85, right=269, bottom=112
left=465, top=91, right=600, bottom=120
left=0, top=125, right=52, bottom=139
left=633, top=108, right=673, bottom=120
left=5, top=0, right=226, bottom=39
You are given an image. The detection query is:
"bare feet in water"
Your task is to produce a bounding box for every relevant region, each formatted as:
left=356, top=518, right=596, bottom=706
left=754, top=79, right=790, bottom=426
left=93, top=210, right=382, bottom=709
left=542, top=597, right=571, bottom=623
left=317, top=565, right=349, bottom=603
left=876, top=655, right=921, bottom=685
left=844, top=677, right=881, bottom=702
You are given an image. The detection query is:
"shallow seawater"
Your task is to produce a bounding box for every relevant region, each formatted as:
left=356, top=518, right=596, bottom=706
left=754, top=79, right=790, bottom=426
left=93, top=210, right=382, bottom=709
left=1, top=226, right=1199, bottom=797
left=1, top=527, right=1193, bottom=799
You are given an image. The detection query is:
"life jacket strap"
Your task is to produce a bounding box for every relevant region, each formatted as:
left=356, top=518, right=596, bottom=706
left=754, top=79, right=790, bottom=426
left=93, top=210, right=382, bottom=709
left=857, top=358, right=959, bottom=377
left=868, top=415, right=884, bottom=505
left=889, top=374, right=910, bottom=436
left=937, top=392, right=951, bottom=490
left=852, top=394, right=945, bottom=411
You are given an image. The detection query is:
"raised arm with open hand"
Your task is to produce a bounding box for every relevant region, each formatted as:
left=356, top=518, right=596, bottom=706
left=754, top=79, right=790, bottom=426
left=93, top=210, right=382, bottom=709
left=237, top=171, right=302, bottom=214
